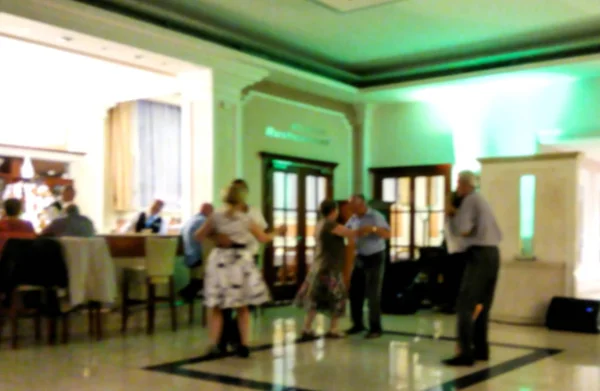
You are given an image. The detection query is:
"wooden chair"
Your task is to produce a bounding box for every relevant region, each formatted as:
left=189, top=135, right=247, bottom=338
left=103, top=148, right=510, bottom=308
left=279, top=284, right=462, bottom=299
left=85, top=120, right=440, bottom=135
left=187, top=285, right=207, bottom=327
left=60, top=237, right=117, bottom=341
left=0, top=237, right=69, bottom=348
left=121, top=237, right=178, bottom=334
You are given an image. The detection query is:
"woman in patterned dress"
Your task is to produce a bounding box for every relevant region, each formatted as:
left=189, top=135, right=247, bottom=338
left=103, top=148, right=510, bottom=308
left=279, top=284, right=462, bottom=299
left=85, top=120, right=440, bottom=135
left=295, top=200, right=358, bottom=339
left=195, top=184, right=285, bottom=358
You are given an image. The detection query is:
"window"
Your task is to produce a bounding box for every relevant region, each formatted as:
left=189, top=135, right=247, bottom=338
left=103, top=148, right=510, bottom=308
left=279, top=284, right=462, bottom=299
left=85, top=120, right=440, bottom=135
left=372, top=165, right=451, bottom=262
left=134, top=100, right=182, bottom=210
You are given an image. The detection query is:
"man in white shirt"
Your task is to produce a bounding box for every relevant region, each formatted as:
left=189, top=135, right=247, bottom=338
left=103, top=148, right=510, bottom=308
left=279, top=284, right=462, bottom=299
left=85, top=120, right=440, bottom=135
left=213, top=178, right=267, bottom=351
left=120, top=199, right=168, bottom=234
left=45, top=185, right=77, bottom=221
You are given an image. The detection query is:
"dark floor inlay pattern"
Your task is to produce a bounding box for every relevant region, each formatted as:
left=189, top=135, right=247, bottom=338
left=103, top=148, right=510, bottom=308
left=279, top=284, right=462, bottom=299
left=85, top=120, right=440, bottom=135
left=145, top=330, right=563, bottom=391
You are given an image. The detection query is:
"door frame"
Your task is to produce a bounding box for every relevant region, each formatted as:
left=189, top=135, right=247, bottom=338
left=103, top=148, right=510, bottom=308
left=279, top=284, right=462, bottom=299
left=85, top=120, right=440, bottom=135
left=260, top=152, right=337, bottom=302
left=370, top=164, right=452, bottom=261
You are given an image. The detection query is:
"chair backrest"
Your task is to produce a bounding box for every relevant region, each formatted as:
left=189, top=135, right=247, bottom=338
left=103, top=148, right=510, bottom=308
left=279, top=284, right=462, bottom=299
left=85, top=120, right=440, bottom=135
left=30, top=237, right=69, bottom=289
left=0, top=237, right=35, bottom=294
left=0, top=232, right=36, bottom=255
left=0, top=237, right=68, bottom=292
left=145, top=237, right=178, bottom=277
left=59, top=237, right=117, bottom=305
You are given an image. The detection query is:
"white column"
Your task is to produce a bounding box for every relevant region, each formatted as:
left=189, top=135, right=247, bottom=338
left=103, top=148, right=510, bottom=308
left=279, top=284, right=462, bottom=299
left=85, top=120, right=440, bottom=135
left=68, top=102, right=110, bottom=231
left=212, top=62, right=268, bottom=201
left=353, top=103, right=374, bottom=198
left=179, top=70, right=213, bottom=218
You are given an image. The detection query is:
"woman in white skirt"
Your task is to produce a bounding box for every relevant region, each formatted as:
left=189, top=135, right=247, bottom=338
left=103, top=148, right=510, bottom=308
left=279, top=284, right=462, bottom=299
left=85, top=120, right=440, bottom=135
left=195, top=184, right=285, bottom=358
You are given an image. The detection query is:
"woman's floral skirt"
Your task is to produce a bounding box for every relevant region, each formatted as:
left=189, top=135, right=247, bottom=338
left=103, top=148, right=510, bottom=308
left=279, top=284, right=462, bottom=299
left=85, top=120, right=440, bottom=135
left=294, top=266, right=347, bottom=317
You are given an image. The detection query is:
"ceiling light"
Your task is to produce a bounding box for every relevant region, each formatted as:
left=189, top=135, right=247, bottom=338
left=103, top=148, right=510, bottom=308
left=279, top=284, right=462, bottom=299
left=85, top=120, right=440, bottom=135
left=4, top=26, right=30, bottom=35
left=59, top=36, right=73, bottom=43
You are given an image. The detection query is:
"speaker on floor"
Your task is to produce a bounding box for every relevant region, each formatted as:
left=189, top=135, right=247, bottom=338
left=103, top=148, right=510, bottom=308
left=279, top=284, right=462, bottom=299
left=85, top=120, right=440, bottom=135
left=545, top=296, right=600, bottom=334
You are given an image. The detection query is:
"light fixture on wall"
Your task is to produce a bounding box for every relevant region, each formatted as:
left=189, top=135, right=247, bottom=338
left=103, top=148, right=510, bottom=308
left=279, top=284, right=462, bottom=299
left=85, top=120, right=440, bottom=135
left=21, top=156, right=34, bottom=180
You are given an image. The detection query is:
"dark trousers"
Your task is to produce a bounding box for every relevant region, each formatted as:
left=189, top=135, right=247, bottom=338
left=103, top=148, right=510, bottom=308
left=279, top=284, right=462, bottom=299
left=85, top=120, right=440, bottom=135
left=349, top=251, right=385, bottom=332
left=218, top=254, right=259, bottom=348
left=456, top=246, right=499, bottom=358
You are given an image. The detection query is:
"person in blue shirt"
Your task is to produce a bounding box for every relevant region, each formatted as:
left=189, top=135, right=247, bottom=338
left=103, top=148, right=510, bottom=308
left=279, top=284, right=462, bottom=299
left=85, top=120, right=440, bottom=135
left=179, top=203, right=214, bottom=302
left=345, top=194, right=391, bottom=339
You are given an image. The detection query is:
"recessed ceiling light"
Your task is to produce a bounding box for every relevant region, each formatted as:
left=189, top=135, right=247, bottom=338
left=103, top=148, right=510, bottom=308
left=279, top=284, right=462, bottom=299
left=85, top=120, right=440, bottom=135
left=59, top=36, right=73, bottom=43
left=5, top=26, right=30, bottom=35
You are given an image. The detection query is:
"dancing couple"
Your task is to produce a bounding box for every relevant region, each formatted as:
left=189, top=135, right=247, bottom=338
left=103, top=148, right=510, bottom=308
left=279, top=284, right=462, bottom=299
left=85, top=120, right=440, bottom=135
left=194, top=181, right=284, bottom=358
left=296, top=195, right=390, bottom=339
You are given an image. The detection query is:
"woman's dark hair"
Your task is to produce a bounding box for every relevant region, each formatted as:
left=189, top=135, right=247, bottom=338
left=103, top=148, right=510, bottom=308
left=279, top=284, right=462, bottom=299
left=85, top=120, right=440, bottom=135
left=319, top=200, right=338, bottom=218
left=3, top=198, right=22, bottom=217
left=232, top=178, right=249, bottom=191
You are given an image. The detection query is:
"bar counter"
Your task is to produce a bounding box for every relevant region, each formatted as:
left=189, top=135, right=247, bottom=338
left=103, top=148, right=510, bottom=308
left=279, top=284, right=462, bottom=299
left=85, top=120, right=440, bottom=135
left=100, top=234, right=184, bottom=257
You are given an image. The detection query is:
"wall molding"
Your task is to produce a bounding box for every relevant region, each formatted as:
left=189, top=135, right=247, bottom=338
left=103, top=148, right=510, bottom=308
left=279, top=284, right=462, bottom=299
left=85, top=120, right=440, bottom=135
left=242, top=91, right=353, bottom=132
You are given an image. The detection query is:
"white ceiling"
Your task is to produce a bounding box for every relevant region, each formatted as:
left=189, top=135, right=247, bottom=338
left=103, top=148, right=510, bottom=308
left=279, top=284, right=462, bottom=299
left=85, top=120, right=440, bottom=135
left=0, top=34, right=183, bottom=107
left=0, top=12, right=202, bottom=79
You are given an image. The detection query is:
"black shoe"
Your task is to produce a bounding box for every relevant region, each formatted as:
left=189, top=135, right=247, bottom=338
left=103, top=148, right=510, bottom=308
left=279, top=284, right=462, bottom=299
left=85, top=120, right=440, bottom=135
left=442, top=355, right=475, bottom=367
left=205, top=345, right=223, bottom=358
left=474, top=344, right=489, bottom=361
left=236, top=345, right=250, bottom=358
left=300, top=330, right=317, bottom=341
left=346, top=326, right=365, bottom=335
left=365, top=331, right=382, bottom=339
left=474, top=352, right=489, bottom=361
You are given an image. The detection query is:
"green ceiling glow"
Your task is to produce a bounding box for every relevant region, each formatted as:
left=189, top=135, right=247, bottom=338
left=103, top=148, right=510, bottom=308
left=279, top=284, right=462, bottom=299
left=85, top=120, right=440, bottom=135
left=519, top=174, right=536, bottom=258
left=405, top=73, right=575, bottom=185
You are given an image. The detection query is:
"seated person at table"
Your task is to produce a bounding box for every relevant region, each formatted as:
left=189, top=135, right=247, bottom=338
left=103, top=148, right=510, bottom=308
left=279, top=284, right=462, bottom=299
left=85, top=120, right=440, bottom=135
left=40, top=204, right=96, bottom=237
left=0, top=198, right=35, bottom=235
left=0, top=198, right=36, bottom=253
left=179, top=202, right=214, bottom=302
left=121, top=199, right=167, bottom=234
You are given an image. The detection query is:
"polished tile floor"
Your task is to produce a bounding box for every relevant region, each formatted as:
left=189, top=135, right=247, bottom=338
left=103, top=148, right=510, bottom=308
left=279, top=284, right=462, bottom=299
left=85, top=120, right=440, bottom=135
left=0, top=307, right=598, bottom=390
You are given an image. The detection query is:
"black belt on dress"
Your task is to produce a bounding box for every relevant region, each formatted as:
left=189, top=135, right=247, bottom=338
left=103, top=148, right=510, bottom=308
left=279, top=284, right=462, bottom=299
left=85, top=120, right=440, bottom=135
left=217, top=242, right=246, bottom=249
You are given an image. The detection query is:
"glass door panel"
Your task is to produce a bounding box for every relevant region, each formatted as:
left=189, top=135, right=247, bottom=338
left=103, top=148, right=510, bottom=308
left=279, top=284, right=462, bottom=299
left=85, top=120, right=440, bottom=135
left=304, top=174, right=328, bottom=267
left=264, top=158, right=334, bottom=302
left=389, top=177, right=411, bottom=263
left=374, top=167, right=450, bottom=262
left=272, top=171, right=298, bottom=287
left=413, top=175, right=446, bottom=254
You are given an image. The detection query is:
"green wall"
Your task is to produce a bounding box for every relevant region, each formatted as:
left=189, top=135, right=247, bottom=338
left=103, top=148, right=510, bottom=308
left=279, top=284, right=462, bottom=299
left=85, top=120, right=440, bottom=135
left=369, top=73, right=587, bottom=172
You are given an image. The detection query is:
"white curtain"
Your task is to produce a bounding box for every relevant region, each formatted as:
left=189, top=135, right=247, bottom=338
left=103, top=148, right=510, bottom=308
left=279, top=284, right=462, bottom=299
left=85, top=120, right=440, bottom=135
left=134, top=100, right=182, bottom=210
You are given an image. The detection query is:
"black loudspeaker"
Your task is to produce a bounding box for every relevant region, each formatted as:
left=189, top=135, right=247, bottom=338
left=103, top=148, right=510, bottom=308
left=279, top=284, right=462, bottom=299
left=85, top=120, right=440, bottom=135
left=545, top=297, right=600, bottom=334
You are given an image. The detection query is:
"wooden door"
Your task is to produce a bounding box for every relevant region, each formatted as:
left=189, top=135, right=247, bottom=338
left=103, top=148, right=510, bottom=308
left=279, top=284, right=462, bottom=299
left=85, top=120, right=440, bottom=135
left=371, top=165, right=451, bottom=262
left=262, top=153, right=336, bottom=302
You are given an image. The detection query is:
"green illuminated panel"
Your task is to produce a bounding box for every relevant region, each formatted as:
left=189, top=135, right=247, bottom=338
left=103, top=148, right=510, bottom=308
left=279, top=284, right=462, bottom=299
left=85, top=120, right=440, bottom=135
left=519, top=174, right=536, bottom=257
left=272, top=159, right=293, bottom=170
left=265, top=126, right=330, bottom=145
